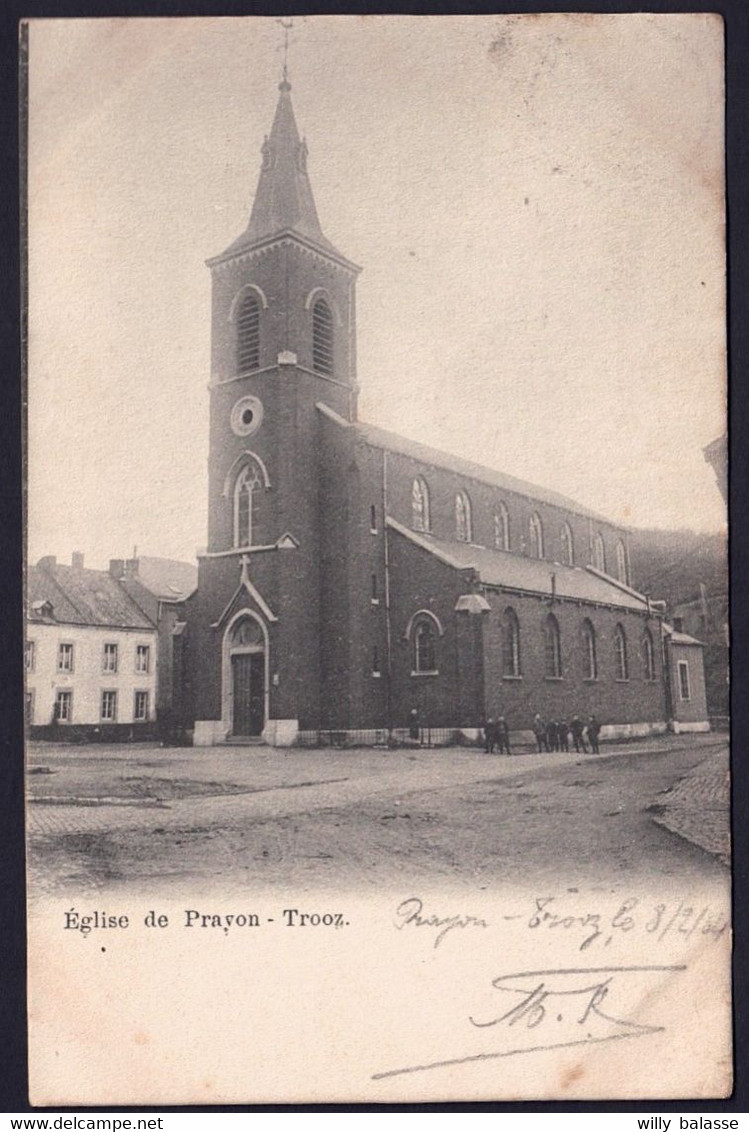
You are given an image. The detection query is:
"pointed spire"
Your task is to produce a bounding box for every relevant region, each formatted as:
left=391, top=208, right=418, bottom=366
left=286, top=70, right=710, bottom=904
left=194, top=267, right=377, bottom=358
left=212, top=71, right=360, bottom=272
left=244, top=79, right=328, bottom=247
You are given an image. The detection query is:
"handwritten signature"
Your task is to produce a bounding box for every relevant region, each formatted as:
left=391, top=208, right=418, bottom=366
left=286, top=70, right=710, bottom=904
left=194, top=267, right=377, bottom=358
left=372, top=963, right=685, bottom=1080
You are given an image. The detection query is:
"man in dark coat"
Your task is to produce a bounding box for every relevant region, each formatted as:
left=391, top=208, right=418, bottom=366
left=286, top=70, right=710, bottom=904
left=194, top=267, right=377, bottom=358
left=484, top=718, right=497, bottom=754
left=557, top=719, right=570, bottom=752
left=588, top=715, right=601, bottom=754
left=532, top=714, right=547, bottom=752
left=570, top=714, right=587, bottom=753
left=496, top=716, right=511, bottom=755
left=546, top=719, right=559, bottom=752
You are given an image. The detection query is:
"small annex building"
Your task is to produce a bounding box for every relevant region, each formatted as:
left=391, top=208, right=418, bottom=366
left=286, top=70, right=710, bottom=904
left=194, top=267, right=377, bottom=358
left=176, top=75, right=709, bottom=747
left=26, top=554, right=159, bottom=739
left=26, top=553, right=198, bottom=740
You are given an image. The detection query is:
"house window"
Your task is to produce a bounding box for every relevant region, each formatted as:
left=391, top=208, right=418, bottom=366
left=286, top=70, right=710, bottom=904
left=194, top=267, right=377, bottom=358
left=55, top=689, right=72, bottom=723
left=236, top=292, right=261, bottom=372
left=544, top=613, right=562, bottom=678
left=370, top=504, right=377, bottom=533
left=494, top=503, right=510, bottom=551
left=25, top=640, right=35, bottom=671
left=312, top=298, right=334, bottom=375
left=103, top=643, right=118, bottom=673
left=134, top=690, right=149, bottom=721
left=412, top=618, right=438, bottom=674
left=502, top=607, right=521, bottom=677
left=372, top=647, right=381, bottom=677
left=678, top=660, right=691, bottom=700
left=234, top=461, right=262, bottom=547
left=24, top=690, right=35, bottom=727
left=593, top=532, right=607, bottom=573
left=455, top=491, right=472, bottom=543
left=529, top=512, right=544, bottom=558
left=642, top=630, right=656, bottom=681
left=371, top=574, right=379, bottom=604
left=135, top=645, right=151, bottom=674
left=412, top=477, right=430, bottom=532
left=101, top=690, right=118, bottom=722
left=615, top=624, right=629, bottom=680
left=582, top=618, right=597, bottom=680
left=560, top=522, right=574, bottom=566
left=58, top=642, right=74, bottom=672
left=616, top=539, right=629, bottom=585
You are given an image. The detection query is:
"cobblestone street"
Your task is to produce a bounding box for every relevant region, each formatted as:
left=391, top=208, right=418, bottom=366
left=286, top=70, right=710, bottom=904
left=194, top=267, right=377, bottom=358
left=26, top=733, right=729, bottom=897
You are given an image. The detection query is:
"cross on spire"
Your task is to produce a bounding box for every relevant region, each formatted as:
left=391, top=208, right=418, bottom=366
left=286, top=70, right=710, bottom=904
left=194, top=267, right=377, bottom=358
left=277, top=18, right=293, bottom=89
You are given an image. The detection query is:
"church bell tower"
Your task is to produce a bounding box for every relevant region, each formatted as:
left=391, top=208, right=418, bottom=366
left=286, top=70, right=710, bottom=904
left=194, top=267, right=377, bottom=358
left=186, top=74, right=361, bottom=746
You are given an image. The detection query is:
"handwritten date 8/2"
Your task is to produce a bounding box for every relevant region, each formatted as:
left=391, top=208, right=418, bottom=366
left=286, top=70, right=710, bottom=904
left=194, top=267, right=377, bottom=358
left=529, top=895, right=729, bottom=951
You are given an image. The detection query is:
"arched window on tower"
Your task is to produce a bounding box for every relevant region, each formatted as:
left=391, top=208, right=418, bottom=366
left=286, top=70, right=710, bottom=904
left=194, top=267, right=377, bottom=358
left=312, top=298, right=334, bottom=375
left=616, top=539, right=629, bottom=585
left=642, top=629, right=656, bottom=682
left=544, top=613, right=562, bottom=678
left=615, top=623, right=629, bottom=680
left=494, top=502, right=510, bottom=551
left=236, top=292, right=261, bottom=373
left=560, top=522, right=574, bottom=566
left=502, top=607, right=521, bottom=677
left=582, top=618, right=597, bottom=680
left=529, top=512, right=544, bottom=559
left=593, top=532, right=607, bottom=573
left=455, top=491, right=472, bottom=543
left=412, top=477, right=430, bottom=532
left=234, top=461, right=263, bottom=547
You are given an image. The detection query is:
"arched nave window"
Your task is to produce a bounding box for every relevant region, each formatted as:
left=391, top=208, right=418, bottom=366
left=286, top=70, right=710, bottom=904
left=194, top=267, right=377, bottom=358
left=410, top=615, right=439, bottom=674
left=455, top=491, right=472, bottom=543
left=494, top=502, right=510, bottom=551
left=642, top=629, right=656, bottom=682
left=529, top=512, right=544, bottom=559
left=616, top=539, right=629, bottom=585
left=582, top=618, right=597, bottom=680
left=560, top=522, right=574, bottom=566
left=615, top=623, right=629, bottom=680
left=502, top=607, right=521, bottom=678
left=593, top=532, right=607, bottom=573
left=544, top=613, right=562, bottom=678
left=412, top=477, right=430, bottom=533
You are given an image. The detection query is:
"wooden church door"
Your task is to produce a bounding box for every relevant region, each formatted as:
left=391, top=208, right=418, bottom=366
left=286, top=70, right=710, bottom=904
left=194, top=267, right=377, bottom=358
left=232, top=652, right=265, bottom=735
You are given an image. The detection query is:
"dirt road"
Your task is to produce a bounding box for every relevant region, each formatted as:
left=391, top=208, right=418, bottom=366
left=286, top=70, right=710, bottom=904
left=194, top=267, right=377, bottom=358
left=26, top=735, right=728, bottom=897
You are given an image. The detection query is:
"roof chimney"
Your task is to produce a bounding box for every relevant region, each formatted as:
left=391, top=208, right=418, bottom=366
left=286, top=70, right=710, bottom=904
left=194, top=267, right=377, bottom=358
left=109, top=558, right=125, bottom=579
left=71, top=551, right=84, bottom=570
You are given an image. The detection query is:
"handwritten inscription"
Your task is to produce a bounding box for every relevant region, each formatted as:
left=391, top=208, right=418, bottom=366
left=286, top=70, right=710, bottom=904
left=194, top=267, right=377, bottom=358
left=527, top=895, right=729, bottom=951
left=394, top=897, right=490, bottom=948
left=373, top=964, right=686, bottom=1080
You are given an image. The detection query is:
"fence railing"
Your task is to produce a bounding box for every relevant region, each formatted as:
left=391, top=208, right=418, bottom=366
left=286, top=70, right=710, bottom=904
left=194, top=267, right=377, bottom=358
left=296, top=727, right=466, bottom=749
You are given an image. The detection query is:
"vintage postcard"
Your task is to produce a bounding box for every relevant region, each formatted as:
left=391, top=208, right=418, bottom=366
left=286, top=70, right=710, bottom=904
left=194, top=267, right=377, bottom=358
left=24, top=15, right=730, bottom=1104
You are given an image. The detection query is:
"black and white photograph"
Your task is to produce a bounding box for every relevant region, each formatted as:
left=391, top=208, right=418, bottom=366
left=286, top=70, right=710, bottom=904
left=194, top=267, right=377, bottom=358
left=24, top=15, right=730, bottom=1104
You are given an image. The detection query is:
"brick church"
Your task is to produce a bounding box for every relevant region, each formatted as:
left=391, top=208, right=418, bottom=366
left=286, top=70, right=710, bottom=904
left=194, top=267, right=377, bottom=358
left=178, top=76, right=708, bottom=747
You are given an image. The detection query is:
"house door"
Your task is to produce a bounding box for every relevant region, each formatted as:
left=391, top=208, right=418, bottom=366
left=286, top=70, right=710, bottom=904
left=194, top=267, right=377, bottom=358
left=232, top=652, right=265, bottom=736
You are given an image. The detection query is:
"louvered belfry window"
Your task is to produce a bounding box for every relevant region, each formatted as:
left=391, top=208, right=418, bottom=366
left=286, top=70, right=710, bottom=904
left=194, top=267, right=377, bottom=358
left=237, top=293, right=261, bottom=372
left=313, top=299, right=334, bottom=375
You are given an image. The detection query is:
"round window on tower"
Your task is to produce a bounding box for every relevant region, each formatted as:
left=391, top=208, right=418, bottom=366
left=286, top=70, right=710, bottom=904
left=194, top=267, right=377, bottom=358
left=230, top=396, right=264, bottom=437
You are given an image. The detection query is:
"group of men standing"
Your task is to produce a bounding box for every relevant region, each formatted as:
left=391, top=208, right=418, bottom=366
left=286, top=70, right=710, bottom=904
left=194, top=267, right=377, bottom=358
left=483, top=713, right=602, bottom=755
left=532, top=713, right=601, bottom=754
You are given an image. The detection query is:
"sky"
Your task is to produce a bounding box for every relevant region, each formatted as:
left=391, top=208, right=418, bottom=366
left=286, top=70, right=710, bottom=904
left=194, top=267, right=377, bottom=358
left=27, top=14, right=727, bottom=570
